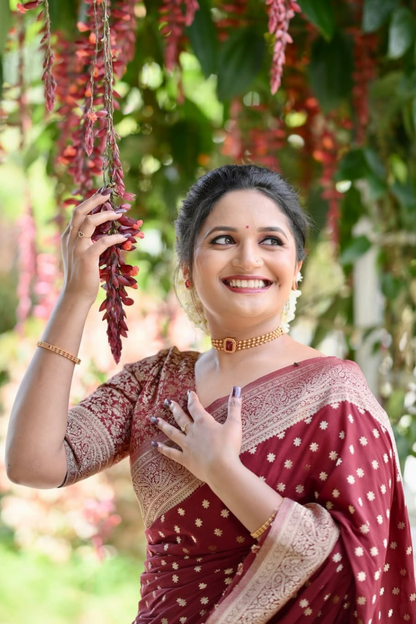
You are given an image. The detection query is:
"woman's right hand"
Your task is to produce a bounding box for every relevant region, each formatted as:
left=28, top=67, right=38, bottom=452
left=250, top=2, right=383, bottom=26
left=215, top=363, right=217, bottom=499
left=61, top=189, right=128, bottom=305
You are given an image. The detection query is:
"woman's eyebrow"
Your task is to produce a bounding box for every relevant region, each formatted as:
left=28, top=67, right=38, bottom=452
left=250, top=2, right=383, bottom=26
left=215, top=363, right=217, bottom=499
left=204, top=226, right=238, bottom=239
left=258, top=226, right=288, bottom=240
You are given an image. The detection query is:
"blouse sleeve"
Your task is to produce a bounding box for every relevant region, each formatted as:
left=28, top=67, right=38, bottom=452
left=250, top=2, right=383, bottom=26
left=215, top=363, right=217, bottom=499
left=60, top=363, right=141, bottom=487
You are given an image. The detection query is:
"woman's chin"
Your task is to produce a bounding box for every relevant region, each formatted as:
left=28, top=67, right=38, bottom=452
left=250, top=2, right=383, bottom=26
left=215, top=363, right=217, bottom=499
left=206, top=308, right=280, bottom=332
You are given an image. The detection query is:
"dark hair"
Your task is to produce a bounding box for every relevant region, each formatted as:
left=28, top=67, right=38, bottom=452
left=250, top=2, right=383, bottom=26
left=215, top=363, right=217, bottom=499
left=175, top=164, right=308, bottom=275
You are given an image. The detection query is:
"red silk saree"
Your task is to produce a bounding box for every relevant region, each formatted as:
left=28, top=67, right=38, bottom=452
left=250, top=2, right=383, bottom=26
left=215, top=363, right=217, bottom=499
left=62, top=347, right=416, bottom=623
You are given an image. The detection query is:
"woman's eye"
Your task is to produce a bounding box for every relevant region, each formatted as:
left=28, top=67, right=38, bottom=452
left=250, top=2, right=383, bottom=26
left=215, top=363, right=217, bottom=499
left=210, top=235, right=235, bottom=245
left=261, top=236, right=283, bottom=246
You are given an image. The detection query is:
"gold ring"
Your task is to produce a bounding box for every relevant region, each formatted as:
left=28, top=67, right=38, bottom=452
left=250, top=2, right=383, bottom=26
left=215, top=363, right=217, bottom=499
left=78, top=230, right=90, bottom=238
left=181, top=422, right=192, bottom=435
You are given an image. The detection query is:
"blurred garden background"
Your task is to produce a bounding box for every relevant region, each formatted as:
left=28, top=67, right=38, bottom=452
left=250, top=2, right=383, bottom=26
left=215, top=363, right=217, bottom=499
left=0, top=0, right=416, bottom=621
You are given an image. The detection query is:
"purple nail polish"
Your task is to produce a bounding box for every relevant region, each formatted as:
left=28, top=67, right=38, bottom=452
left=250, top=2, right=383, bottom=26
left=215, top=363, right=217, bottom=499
left=164, top=398, right=172, bottom=407
left=101, top=187, right=112, bottom=195
left=232, top=386, right=241, bottom=398
left=150, top=416, right=159, bottom=424
left=151, top=440, right=159, bottom=448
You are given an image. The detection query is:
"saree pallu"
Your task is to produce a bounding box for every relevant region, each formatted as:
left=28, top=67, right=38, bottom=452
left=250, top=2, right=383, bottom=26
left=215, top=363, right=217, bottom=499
left=61, top=347, right=416, bottom=623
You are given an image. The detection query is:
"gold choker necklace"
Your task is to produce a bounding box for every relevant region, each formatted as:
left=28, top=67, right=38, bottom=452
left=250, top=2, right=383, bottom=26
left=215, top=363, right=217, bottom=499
left=211, top=326, right=285, bottom=353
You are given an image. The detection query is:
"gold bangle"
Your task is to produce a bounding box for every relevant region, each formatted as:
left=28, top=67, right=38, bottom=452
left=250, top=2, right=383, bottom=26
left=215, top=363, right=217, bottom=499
left=250, top=509, right=278, bottom=540
left=36, top=341, right=81, bottom=365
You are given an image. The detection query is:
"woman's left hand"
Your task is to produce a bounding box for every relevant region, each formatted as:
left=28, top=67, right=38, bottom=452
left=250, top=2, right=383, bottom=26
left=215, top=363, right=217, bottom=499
left=150, top=388, right=242, bottom=485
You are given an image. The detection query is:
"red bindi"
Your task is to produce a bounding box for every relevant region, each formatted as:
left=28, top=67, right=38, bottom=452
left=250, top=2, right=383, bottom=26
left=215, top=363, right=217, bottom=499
left=246, top=225, right=249, bottom=228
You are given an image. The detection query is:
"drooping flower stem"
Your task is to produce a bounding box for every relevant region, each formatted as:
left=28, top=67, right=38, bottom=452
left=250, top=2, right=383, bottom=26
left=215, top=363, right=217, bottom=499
left=102, top=0, right=117, bottom=192
left=41, top=0, right=56, bottom=112
left=88, top=0, right=144, bottom=363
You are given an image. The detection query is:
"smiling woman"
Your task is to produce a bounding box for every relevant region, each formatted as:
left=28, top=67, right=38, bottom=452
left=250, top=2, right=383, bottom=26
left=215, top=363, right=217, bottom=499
left=6, top=165, right=416, bottom=623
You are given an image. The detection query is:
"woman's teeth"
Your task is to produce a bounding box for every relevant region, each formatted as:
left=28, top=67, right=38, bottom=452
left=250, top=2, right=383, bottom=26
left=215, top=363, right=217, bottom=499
left=227, top=279, right=269, bottom=288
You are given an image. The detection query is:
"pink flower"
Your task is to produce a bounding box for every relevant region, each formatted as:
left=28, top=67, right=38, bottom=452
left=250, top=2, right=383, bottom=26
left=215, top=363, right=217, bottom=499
left=17, top=0, right=42, bottom=14
left=266, top=0, right=300, bottom=94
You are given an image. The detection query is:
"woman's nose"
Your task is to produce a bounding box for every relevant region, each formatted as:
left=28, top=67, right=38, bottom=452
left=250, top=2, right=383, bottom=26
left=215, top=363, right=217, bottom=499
left=231, top=243, right=263, bottom=270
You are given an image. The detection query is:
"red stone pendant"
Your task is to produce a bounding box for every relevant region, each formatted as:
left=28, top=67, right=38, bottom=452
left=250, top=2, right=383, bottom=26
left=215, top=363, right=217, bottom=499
left=224, top=338, right=237, bottom=353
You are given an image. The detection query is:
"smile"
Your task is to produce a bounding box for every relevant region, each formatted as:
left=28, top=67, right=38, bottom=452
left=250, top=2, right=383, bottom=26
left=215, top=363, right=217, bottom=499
left=222, top=277, right=273, bottom=290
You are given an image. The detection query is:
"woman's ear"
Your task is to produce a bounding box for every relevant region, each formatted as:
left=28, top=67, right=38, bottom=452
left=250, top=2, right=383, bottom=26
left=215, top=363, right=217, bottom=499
left=181, top=264, right=192, bottom=289
left=292, top=261, right=303, bottom=290
left=181, top=264, right=190, bottom=281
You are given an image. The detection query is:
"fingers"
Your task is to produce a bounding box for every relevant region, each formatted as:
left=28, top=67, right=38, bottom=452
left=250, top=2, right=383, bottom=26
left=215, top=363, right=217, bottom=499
left=72, top=189, right=112, bottom=224
left=186, top=390, right=208, bottom=424
left=150, top=415, right=184, bottom=446
left=74, top=210, right=122, bottom=240
left=151, top=439, right=185, bottom=464
left=161, top=400, right=194, bottom=435
left=62, top=190, right=115, bottom=241
left=81, top=232, right=129, bottom=259
left=227, top=386, right=242, bottom=425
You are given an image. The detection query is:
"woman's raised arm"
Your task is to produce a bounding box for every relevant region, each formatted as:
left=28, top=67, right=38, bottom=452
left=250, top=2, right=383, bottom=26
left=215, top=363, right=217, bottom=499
left=6, top=190, right=128, bottom=488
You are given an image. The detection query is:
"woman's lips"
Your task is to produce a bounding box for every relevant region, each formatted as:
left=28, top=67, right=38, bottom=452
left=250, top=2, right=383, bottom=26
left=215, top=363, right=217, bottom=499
left=222, top=278, right=272, bottom=292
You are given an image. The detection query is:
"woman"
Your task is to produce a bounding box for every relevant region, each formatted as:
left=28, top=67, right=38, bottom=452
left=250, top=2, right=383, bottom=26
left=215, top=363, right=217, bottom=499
left=6, top=165, right=416, bottom=623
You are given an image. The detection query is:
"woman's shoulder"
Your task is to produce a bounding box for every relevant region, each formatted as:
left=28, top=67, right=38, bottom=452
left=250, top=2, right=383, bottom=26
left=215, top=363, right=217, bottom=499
left=123, top=345, right=200, bottom=383
left=300, top=354, right=391, bottom=424
left=298, top=352, right=370, bottom=394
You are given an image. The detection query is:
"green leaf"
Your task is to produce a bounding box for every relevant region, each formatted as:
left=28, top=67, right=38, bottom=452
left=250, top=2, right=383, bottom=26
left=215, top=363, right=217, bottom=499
left=339, top=235, right=372, bottom=265
left=362, top=0, right=399, bottom=33
left=398, top=70, right=416, bottom=99
left=297, top=0, right=335, bottom=41
left=48, top=0, right=78, bottom=35
left=336, top=149, right=368, bottom=181
left=381, top=273, right=403, bottom=299
left=340, top=186, right=365, bottom=234
left=309, top=33, right=353, bottom=112
left=0, top=0, right=11, bottom=57
left=187, top=0, right=218, bottom=78
left=366, top=173, right=387, bottom=200
left=310, top=297, right=346, bottom=348
left=217, top=28, right=265, bottom=102
left=336, top=149, right=387, bottom=199
left=168, top=99, right=213, bottom=174
left=363, top=148, right=386, bottom=181
left=391, top=182, right=416, bottom=214
left=388, top=7, right=416, bottom=59
left=413, top=97, right=416, bottom=132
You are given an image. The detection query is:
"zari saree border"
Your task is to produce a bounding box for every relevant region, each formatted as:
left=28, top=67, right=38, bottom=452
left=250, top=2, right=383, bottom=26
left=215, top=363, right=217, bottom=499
left=205, top=499, right=339, bottom=623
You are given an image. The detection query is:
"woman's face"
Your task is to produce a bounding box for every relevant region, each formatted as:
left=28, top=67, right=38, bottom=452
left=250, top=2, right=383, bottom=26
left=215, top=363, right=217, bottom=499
left=188, top=189, right=302, bottom=333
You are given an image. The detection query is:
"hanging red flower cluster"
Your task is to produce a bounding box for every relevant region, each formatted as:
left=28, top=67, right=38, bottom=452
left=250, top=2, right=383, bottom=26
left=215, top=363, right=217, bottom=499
left=222, top=99, right=286, bottom=171
left=215, top=1, right=248, bottom=42
left=313, top=119, right=350, bottom=246
left=282, top=44, right=320, bottom=189
left=14, top=0, right=143, bottom=362
left=158, top=0, right=199, bottom=70
left=17, top=0, right=56, bottom=111
left=266, top=0, right=301, bottom=94
left=16, top=204, right=37, bottom=331
left=351, top=30, right=378, bottom=145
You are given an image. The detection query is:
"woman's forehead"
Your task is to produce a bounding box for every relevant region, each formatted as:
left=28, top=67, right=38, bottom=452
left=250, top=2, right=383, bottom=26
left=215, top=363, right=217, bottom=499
left=201, top=189, right=291, bottom=229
